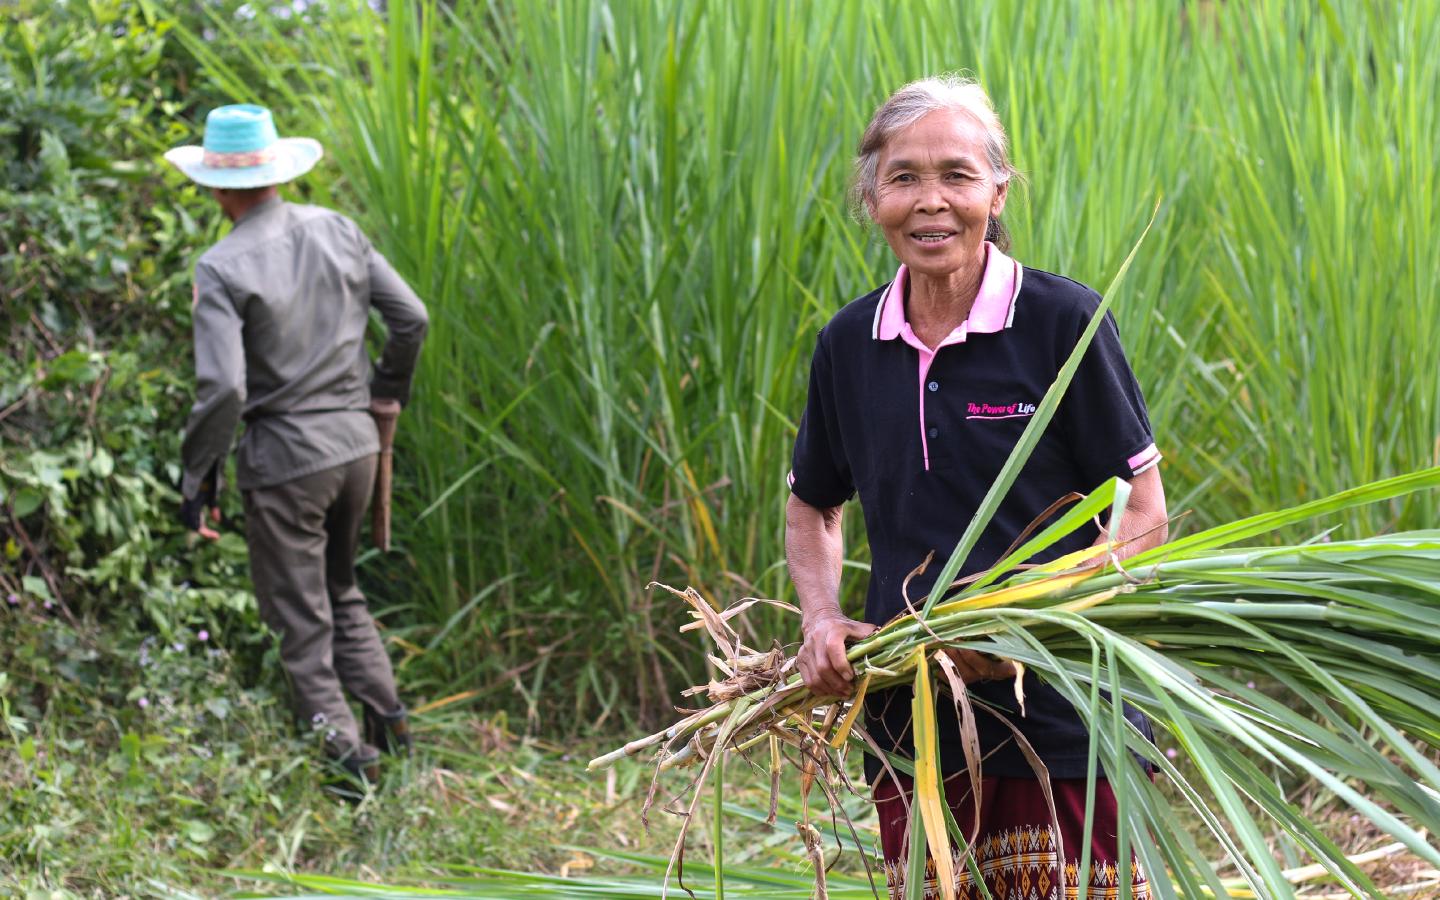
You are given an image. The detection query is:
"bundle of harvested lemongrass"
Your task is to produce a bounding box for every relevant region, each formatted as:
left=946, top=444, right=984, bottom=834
left=592, top=467, right=1440, bottom=900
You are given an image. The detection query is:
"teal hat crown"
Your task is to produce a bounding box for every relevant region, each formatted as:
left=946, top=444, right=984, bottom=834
left=202, top=104, right=280, bottom=159
left=164, top=104, right=322, bottom=189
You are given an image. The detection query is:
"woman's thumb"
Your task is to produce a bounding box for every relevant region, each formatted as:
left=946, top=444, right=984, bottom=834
left=849, top=620, right=878, bottom=638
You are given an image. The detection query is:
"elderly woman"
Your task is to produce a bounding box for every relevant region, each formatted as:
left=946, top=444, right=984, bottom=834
left=786, top=76, right=1167, bottom=899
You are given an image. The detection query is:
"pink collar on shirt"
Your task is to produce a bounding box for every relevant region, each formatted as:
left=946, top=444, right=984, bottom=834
left=871, top=242, right=1022, bottom=342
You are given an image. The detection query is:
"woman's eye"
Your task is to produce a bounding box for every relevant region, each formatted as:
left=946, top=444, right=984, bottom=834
left=946, top=171, right=969, bottom=181
left=895, top=173, right=916, bottom=183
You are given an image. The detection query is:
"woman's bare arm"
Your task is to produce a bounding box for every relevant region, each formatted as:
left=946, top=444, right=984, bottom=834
left=786, top=494, right=875, bottom=697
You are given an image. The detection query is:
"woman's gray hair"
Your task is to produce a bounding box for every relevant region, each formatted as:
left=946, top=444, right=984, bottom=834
left=852, top=75, right=1019, bottom=248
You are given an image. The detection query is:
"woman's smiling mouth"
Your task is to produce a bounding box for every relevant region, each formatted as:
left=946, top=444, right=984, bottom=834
left=910, top=230, right=956, bottom=245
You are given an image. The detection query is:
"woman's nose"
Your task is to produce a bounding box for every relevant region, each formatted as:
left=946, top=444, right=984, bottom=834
left=916, top=181, right=949, bottom=213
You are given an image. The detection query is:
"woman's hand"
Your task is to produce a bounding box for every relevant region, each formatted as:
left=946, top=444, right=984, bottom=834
left=797, top=613, right=878, bottom=698
left=941, top=648, right=1016, bottom=685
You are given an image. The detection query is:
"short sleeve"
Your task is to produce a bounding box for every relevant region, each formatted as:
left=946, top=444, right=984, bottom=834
left=1057, top=298, right=1160, bottom=487
left=788, top=329, right=855, bottom=508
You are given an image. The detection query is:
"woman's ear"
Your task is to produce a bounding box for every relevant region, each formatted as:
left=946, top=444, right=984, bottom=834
left=990, top=177, right=1009, bottom=218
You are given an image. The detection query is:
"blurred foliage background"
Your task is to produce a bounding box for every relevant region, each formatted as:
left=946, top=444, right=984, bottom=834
left=2, top=0, right=1438, bottom=893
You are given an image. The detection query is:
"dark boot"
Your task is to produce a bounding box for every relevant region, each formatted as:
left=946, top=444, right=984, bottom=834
left=324, top=743, right=381, bottom=802
left=339, top=749, right=381, bottom=783
left=363, top=704, right=413, bottom=756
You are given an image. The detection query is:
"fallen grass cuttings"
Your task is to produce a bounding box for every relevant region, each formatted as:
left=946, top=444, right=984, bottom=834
left=226, top=850, right=886, bottom=898
left=592, top=466, right=1440, bottom=900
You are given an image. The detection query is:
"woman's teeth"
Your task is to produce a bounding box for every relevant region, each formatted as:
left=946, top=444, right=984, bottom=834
left=914, top=232, right=950, bottom=243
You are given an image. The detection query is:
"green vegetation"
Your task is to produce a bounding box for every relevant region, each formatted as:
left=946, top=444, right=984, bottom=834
left=1, top=605, right=777, bottom=896
left=185, top=0, right=1440, bottom=722
left=3, top=0, right=1438, bottom=896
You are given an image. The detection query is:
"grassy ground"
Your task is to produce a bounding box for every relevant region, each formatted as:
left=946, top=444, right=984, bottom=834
left=0, top=605, right=880, bottom=897
left=4, top=605, right=1434, bottom=898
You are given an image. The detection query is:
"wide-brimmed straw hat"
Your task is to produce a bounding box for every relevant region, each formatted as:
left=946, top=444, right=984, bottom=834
left=164, top=104, right=322, bottom=189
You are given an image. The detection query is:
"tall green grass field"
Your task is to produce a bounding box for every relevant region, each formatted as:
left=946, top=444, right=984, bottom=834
left=188, top=0, right=1440, bottom=726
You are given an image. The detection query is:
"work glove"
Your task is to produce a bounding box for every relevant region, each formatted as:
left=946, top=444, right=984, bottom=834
left=179, top=463, right=222, bottom=540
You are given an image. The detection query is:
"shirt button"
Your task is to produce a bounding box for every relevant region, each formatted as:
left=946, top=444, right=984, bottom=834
left=927, top=381, right=939, bottom=392
left=927, top=427, right=938, bottom=438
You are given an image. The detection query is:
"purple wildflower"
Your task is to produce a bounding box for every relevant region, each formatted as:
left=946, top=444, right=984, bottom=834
left=197, top=630, right=209, bottom=642
left=1246, top=681, right=1256, bottom=690
left=1165, top=748, right=1178, bottom=760
left=138, top=697, right=150, bottom=709
left=5, top=594, right=17, bottom=606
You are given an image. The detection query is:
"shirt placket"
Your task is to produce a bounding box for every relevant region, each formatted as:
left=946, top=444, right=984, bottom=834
left=898, top=323, right=970, bottom=471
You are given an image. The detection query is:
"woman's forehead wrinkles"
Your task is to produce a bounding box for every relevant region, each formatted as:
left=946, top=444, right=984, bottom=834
left=882, top=154, right=983, bottom=174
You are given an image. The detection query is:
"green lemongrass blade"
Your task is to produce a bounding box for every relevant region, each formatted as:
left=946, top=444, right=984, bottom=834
left=1109, top=637, right=1440, bottom=871
left=964, top=478, right=1120, bottom=594
left=1198, top=666, right=1440, bottom=814
left=574, top=847, right=856, bottom=888
left=1323, top=556, right=1440, bottom=597
left=1159, top=602, right=1440, bottom=794
left=1148, top=680, right=1290, bottom=896
left=1078, top=629, right=1105, bottom=900
left=939, top=790, right=996, bottom=900
left=1162, top=570, right=1440, bottom=630
left=1105, top=634, right=1128, bottom=900
left=1106, top=475, right=1134, bottom=563
left=221, top=868, right=464, bottom=895
left=1267, top=623, right=1440, bottom=686
left=986, top=622, right=1244, bottom=899
left=1066, top=636, right=1315, bottom=891
left=1168, top=683, right=1403, bottom=893
left=713, top=750, right=725, bottom=900
left=904, top=796, right=927, bottom=900
left=1125, top=466, right=1440, bottom=567
left=919, top=205, right=1160, bottom=618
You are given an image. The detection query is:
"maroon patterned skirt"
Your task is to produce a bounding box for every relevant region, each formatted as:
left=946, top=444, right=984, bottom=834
left=874, top=772, right=1151, bottom=900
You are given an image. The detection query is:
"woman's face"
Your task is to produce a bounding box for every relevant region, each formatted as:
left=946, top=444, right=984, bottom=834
left=870, top=109, right=1008, bottom=280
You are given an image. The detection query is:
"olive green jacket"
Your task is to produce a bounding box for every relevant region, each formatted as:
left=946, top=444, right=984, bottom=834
left=180, top=198, right=428, bottom=497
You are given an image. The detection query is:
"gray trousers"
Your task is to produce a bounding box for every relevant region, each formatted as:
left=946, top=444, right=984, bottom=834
left=243, top=454, right=399, bottom=755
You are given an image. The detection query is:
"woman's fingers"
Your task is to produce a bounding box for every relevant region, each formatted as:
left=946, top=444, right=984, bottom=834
left=948, top=653, right=985, bottom=685
left=797, top=640, right=840, bottom=697
left=798, top=616, right=874, bottom=698
left=944, top=648, right=1016, bottom=685
left=825, top=632, right=854, bottom=684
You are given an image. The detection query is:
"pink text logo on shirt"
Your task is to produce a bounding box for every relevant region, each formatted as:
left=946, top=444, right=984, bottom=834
left=966, top=401, right=1036, bottom=420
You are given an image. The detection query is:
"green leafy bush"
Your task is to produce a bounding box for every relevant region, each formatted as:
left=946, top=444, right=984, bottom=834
left=0, top=0, right=254, bottom=639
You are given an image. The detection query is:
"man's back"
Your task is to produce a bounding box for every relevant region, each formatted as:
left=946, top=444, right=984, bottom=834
left=183, top=198, right=427, bottom=494
left=201, top=200, right=375, bottom=419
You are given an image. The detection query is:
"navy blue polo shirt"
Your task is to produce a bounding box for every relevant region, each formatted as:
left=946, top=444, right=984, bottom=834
left=789, top=243, right=1160, bottom=781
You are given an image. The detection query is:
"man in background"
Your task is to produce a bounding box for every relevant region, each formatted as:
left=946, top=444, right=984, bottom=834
left=165, top=104, right=428, bottom=784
